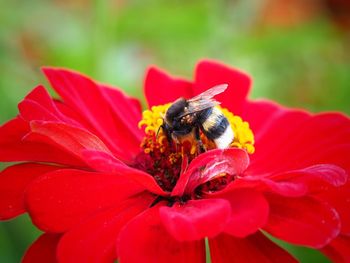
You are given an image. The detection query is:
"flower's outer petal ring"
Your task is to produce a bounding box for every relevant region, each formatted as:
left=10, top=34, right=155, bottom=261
left=42, top=67, right=140, bottom=162
left=209, top=232, right=297, bottom=263
left=25, top=169, right=144, bottom=233
left=159, top=198, right=231, bottom=241
left=244, top=101, right=350, bottom=176
left=117, top=205, right=206, bottom=263
left=0, top=117, right=84, bottom=166
left=268, top=164, right=348, bottom=194
left=194, top=60, right=252, bottom=115
left=83, top=150, right=167, bottom=196
left=316, top=182, right=350, bottom=235
left=231, top=164, right=347, bottom=199
left=0, top=163, right=60, bottom=220
left=241, top=100, right=309, bottom=146
left=222, top=189, right=269, bottom=238
left=18, top=85, right=82, bottom=128
left=28, top=121, right=134, bottom=169
left=22, top=233, right=61, bottom=263
left=99, top=84, right=143, bottom=144
left=224, top=176, right=308, bottom=198
left=57, top=194, right=154, bottom=263
left=263, top=194, right=341, bottom=249
left=144, top=66, right=193, bottom=107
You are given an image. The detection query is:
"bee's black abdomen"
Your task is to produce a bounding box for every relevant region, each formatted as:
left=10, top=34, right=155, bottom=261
left=204, top=115, right=229, bottom=140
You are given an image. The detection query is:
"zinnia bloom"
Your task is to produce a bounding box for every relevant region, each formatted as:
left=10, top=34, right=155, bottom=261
left=0, top=60, right=349, bottom=263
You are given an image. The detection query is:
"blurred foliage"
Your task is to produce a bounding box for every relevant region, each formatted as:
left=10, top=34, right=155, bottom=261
left=0, top=0, right=349, bottom=262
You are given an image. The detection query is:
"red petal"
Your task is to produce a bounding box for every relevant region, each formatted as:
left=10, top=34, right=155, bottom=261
left=229, top=176, right=308, bottom=197
left=53, top=99, right=90, bottom=127
left=18, top=86, right=81, bottom=127
left=317, top=182, right=350, bottom=235
left=264, top=194, right=341, bottom=248
left=243, top=102, right=310, bottom=174
left=22, top=233, right=61, bottom=263
left=99, top=84, right=143, bottom=145
left=0, top=117, right=84, bottom=166
left=57, top=194, right=153, bottom=263
left=0, top=163, right=59, bottom=220
left=159, top=198, right=231, bottom=241
left=236, top=164, right=347, bottom=199
left=241, top=100, right=290, bottom=139
left=25, top=169, right=144, bottom=232
left=144, top=66, right=193, bottom=107
left=117, top=205, right=206, bottom=263
left=172, top=148, right=249, bottom=197
left=247, top=108, right=350, bottom=175
left=29, top=121, right=112, bottom=165
left=242, top=100, right=309, bottom=143
left=194, top=60, right=252, bottom=115
left=83, top=150, right=167, bottom=196
left=171, top=149, right=216, bottom=197
left=290, top=113, right=350, bottom=171
left=269, top=164, right=348, bottom=194
left=209, top=232, right=297, bottom=263
left=42, top=67, right=140, bottom=161
left=221, top=189, right=269, bottom=237
left=321, top=234, right=350, bottom=263
left=81, top=149, right=125, bottom=167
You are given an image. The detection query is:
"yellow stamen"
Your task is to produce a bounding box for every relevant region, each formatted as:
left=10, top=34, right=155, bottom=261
left=220, top=107, right=255, bottom=154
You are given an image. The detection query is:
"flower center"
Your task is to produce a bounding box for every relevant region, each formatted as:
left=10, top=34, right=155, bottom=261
left=136, top=103, right=255, bottom=193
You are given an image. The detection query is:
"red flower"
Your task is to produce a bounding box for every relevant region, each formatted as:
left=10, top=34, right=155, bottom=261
left=0, top=60, right=349, bottom=263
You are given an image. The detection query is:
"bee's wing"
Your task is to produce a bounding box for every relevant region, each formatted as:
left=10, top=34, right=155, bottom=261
left=179, top=84, right=228, bottom=118
left=188, top=84, right=228, bottom=102
left=183, top=100, right=220, bottom=116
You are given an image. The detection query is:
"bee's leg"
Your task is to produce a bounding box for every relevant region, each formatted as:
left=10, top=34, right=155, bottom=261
left=194, top=126, right=206, bottom=153
left=156, top=125, right=163, bottom=139
left=171, top=135, right=181, bottom=152
left=175, top=142, right=180, bottom=152
left=159, top=124, right=172, bottom=145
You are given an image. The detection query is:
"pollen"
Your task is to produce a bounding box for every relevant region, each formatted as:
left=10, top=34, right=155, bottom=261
left=138, top=103, right=255, bottom=155
left=138, top=103, right=171, bottom=154
left=220, top=107, right=255, bottom=154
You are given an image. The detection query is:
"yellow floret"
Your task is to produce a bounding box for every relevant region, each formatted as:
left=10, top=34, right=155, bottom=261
left=220, top=107, right=255, bottom=154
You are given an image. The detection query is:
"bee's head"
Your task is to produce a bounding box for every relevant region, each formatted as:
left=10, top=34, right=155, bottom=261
left=165, top=98, right=187, bottom=125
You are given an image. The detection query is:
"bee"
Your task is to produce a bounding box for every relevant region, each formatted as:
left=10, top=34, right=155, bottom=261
left=160, top=84, right=234, bottom=152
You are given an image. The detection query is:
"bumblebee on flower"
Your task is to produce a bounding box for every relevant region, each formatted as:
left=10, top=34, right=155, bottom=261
left=0, top=60, right=349, bottom=263
left=138, top=84, right=255, bottom=195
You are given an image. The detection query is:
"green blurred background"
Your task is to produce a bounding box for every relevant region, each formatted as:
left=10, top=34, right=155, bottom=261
left=0, top=0, right=349, bottom=262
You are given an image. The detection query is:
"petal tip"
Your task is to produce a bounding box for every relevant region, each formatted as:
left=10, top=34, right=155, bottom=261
left=195, top=59, right=252, bottom=83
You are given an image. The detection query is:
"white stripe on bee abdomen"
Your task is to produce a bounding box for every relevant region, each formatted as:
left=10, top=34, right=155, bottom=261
left=214, top=125, right=234, bottom=149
